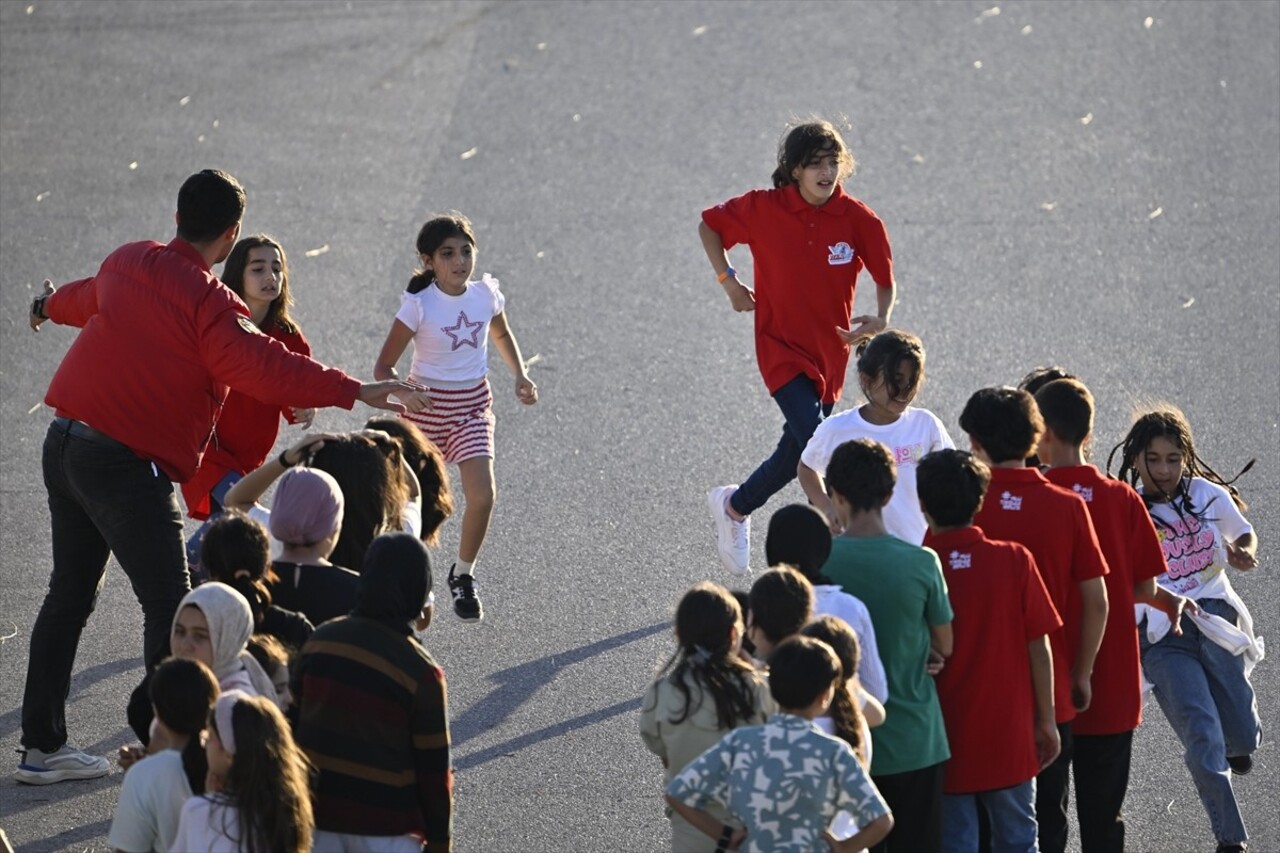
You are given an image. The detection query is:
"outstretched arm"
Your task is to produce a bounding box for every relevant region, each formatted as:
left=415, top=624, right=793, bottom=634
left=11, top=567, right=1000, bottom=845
left=490, top=311, right=538, bottom=405
left=837, top=280, right=896, bottom=346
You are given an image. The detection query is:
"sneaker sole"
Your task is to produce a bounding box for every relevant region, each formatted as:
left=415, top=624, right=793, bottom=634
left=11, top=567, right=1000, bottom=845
left=14, top=766, right=108, bottom=785
left=454, top=610, right=483, bottom=622
left=707, top=487, right=750, bottom=576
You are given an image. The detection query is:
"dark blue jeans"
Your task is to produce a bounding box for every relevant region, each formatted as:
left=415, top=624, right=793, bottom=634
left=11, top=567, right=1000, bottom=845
left=730, top=374, right=833, bottom=517
left=22, top=420, right=190, bottom=750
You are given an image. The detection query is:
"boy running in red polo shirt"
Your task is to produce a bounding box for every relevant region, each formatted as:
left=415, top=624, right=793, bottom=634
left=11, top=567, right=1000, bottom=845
left=700, top=119, right=896, bottom=575
left=1034, top=378, right=1192, bottom=853
left=919, top=449, right=1061, bottom=853
left=958, top=387, right=1109, bottom=853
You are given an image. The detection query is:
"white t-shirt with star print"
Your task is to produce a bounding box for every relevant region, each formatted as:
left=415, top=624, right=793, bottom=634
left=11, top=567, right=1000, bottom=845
left=396, top=274, right=506, bottom=384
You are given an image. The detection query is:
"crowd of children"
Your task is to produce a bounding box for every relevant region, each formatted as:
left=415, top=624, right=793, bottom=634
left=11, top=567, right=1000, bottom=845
left=14, top=123, right=1265, bottom=853
left=650, top=118, right=1262, bottom=853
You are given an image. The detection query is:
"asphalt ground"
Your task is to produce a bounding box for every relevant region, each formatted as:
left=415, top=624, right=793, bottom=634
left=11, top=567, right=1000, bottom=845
left=1, top=1, right=1277, bottom=851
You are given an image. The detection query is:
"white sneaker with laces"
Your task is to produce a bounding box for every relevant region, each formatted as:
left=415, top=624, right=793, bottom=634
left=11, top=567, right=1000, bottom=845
left=708, top=485, right=751, bottom=576
left=14, top=744, right=110, bottom=785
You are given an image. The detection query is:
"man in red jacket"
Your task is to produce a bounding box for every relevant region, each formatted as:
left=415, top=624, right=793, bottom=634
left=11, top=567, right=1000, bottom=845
left=17, top=169, right=416, bottom=785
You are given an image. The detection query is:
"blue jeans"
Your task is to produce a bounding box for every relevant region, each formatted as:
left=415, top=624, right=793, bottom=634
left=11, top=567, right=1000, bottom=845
left=22, top=420, right=190, bottom=750
left=730, top=374, right=833, bottom=517
left=1140, top=597, right=1261, bottom=846
left=944, top=781, right=1038, bottom=853
left=184, top=469, right=242, bottom=584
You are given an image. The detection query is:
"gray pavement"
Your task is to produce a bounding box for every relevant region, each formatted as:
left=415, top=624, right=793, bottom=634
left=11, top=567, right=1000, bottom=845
left=1, top=1, right=1277, bottom=851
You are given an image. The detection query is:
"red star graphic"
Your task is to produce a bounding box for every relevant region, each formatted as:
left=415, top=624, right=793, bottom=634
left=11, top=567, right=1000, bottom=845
left=441, top=311, right=485, bottom=350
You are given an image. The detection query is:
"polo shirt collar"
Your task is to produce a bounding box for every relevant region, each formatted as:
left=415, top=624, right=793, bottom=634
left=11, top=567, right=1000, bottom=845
left=781, top=182, right=853, bottom=216
left=989, top=466, right=1049, bottom=486
left=1047, top=464, right=1101, bottom=483
left=168, top=238, right=212, bottom=272
left=769, top=712, right=820, bottom=732
left=927, top=526, right=985, bottom=550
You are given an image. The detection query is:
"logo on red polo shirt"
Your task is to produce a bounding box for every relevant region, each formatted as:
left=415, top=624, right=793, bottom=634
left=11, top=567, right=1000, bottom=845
left=948, top=551, right=972, bottom=569
left=827, top=242, right=854, bottom=265
left=1071, top=483, right=1094, bottom=502
left=999, top=491, right=1022, bottom=511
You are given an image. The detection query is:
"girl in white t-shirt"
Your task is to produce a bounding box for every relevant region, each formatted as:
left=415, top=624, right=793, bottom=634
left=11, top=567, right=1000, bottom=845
left=107, top=658, right=218, bottom=853
left=798, top=329, right=952, bottom=544
left=1109, top=407, right=1260, bottom=850
left=171, top=692, right=313, bottom=853
left=374, top=212, right=539, bottom=623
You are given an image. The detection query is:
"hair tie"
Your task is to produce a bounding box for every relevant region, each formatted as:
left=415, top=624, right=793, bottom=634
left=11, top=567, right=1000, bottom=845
left=213, top=691, right=247, bottom=755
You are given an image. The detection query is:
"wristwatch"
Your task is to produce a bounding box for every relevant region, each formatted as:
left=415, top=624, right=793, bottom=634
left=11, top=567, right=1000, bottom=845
left=31, top=294, right=49, bottom=320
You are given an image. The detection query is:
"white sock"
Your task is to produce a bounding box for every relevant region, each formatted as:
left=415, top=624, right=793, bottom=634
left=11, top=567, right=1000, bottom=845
left=454, top=558, right=475, bottom=577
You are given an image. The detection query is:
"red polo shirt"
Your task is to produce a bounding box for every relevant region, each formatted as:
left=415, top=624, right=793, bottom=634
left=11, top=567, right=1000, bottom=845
left=925, top=526, right=1061, bottom=793
left=1044, top=465, right=1165, bottom=735
left=973, top=467, right=1110, bottom=723
left=702, top=183, right=894, bottom=404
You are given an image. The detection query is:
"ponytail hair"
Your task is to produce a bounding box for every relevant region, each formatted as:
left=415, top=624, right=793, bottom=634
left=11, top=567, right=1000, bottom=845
left=658, top=582, right=762, bottom=730
left=201, top=509, right=277, bottom=630
left=407, top=212, right=477, bottom=294
left=800, top=616, right=869, bottom=766
left=149, top=657, right=219, bottom=793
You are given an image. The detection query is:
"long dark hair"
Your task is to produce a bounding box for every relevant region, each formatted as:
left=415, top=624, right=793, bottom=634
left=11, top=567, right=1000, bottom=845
left=657, top=582, right=762, bottom=730
left=215, top=695, right=313, bottom=853
left=407, top=213, right=476, bottom=294
left=221, top=234, right=299, bottom=334
left=1107, top=406, right=1252, bottom=533
left=201, top=509, right=277, bottom=630
left=365, top=416, right=455, bottom=547
left=801, top=616, right=869, bottom=766
left=311, top=432, right=409, bottom=572
left=150, top=657, right=218, bottom=793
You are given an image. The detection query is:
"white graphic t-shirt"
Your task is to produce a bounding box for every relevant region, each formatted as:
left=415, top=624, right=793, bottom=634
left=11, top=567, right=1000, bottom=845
left=802, top=406, right=954, bottom=544
left=1141, top=477, right=1253, bottom=601
left=396, top=274, right=505, bottom=384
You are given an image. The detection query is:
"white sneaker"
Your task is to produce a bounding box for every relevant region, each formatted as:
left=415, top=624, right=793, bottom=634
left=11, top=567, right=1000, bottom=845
left=708, top=485, right=751, bottom=575
left=14, top=744, right=109, bottom=785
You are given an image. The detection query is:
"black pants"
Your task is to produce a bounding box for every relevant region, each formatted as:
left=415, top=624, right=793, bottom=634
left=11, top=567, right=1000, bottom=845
left=1072, top=730, right=1134, bottom=853
left=22, top=420, right=189, bottom=750
left=871, top=760, right=946, bottom=853
left=1036, top=723, right=1074, bottom=853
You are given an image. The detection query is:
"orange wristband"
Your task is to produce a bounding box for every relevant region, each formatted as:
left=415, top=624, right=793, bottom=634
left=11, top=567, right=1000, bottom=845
left=716, top=266, right=736, bottom=284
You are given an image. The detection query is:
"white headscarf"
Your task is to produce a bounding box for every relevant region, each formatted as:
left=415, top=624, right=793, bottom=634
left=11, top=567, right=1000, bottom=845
left=174, top=583, right=278, bottom=705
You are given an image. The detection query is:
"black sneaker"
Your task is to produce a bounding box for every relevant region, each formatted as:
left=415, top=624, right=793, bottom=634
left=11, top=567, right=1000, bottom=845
left=1227, top=754, right=1252, bottom=776
left=447, top=566, right=483, bottom=622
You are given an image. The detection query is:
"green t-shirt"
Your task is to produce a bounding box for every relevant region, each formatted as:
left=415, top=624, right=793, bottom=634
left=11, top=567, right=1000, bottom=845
left=823, top=534, right=954, bottom=776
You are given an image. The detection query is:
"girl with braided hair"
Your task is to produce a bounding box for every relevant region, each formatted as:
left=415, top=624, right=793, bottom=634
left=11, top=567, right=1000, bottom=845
left=640, top=582, right=776, bottom=852
left=1108, top=406, right=1261, bottom=853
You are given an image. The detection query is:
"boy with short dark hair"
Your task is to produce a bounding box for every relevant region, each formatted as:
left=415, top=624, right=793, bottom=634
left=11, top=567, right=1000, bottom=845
left=1034, top=377, right=1191, bottom=853
left=918, top=449, right=1062, bottom=853
left=746, top=566, right=814, bottom=659
left=820, top=438, right=953, bottom=853
left=666, top=636, right=893, bottom=852
left=958, top=387, right=1109, bottom=853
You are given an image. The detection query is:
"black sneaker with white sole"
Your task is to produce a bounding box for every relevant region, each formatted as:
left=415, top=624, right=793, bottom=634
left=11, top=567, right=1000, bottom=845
left=448, top=565, right=483, bottom=622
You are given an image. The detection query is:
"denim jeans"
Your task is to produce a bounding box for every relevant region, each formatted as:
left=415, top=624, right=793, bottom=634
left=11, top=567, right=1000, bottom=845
left=184, top=469, right=242, bottom=584
left=944, top=780, right=1038, bottom=853
left=22, top=420, right=190, bottom=750
left=1140, top=597, right=1261, bottom=846
left=730, top=374, right=833, bottom=517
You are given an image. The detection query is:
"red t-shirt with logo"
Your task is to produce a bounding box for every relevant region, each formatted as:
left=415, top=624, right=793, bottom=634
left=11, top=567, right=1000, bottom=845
left=973, top=467, right=1110, bottom=723
left=701, top=184, right=894, bottom=404
left=1044, top=466, right=1165, bottom=735
left=926, top=526, right=1062, bottom=793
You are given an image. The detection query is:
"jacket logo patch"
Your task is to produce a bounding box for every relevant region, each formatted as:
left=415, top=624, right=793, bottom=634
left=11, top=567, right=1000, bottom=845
left=827, top=242, right=854, bottom=265
left=236, top=316, right=261, bottom=335
left=999, top=491, right=1023, bottom=511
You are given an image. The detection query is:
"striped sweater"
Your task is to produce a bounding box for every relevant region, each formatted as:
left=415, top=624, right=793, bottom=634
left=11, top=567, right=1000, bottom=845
left=290, top=616, right=452, bottom=844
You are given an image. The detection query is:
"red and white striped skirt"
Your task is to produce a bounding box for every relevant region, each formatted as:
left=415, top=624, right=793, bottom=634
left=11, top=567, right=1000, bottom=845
left=403, top=379, right=495, bottom=464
